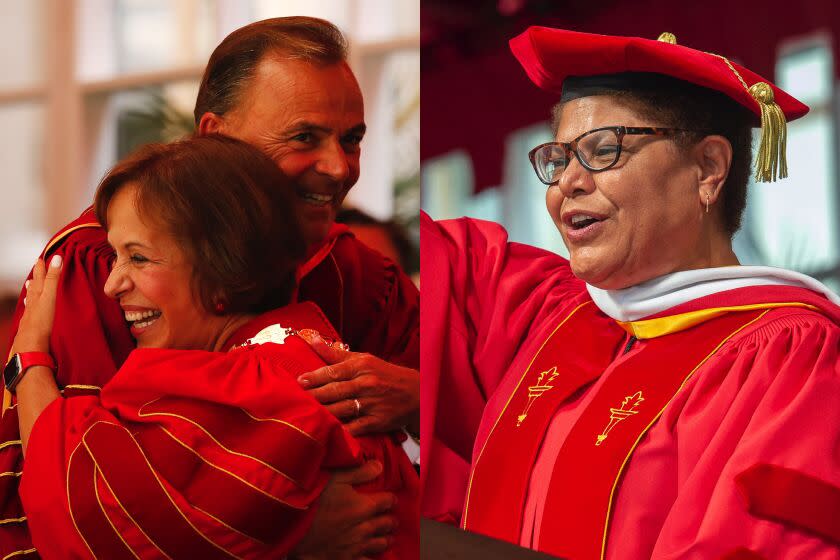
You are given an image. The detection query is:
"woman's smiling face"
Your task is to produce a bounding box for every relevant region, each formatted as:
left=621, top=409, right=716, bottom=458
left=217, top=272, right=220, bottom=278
left=547, top=95, right=712, bottom=289
left=103, top=182, right=228, bottom=350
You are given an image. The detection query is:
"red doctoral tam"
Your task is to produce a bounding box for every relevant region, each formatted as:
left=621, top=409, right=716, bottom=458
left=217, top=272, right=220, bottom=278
left=510, top=27, right=810, bottom=183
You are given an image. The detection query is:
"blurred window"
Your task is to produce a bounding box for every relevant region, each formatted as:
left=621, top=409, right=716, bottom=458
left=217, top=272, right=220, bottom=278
left=355, top=0, right=419, bottom=42
left=733, top=37, right=839, bottom=289
left=78, top=0, right=218, bottom=80
left=0, top=103, right=47, bottom=294
left=83, top=81, right=200, bottom=203
left=421, top=126, right=567, bottom=256
left=250, top=0, right=352, bottom=31
left=0, top=0, right=418, bottom=298
left=0, top=1, right=45, bottom=89
left=350, top=48, right=420, bottom=223
left=0, top=0, right=47, bottom=294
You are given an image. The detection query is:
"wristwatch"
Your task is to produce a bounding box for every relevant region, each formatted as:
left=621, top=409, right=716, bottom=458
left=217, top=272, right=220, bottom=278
left=3, top=352, right=56, bottom=393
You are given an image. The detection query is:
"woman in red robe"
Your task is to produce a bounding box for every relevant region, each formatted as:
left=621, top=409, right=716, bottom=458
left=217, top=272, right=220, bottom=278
left=9, top=136, right=418, bottom=559
left=422, top=28, right=840, bottom=559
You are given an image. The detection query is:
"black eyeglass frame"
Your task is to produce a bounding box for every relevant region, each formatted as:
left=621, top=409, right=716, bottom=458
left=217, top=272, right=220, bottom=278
left=528, top=126, right=694, bottom=185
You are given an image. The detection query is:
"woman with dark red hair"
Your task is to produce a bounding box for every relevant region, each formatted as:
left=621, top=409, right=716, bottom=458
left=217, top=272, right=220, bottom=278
left=10, top=135, right=418, bottom=560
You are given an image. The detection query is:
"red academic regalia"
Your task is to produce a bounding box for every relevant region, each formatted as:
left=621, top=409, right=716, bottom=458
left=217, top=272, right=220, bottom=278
left=297, top=225, right=419, bottom=368
left=421, top=212, right=840, bottom=559
left=0, top=207, right=419, bottom=558
left=18, top=302, right=418, bottom=560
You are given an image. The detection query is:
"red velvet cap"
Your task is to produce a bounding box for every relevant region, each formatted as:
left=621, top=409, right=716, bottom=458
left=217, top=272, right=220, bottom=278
left=509, top=27, right=809, bottom=182
left=509, top=27, right=809, bottom=124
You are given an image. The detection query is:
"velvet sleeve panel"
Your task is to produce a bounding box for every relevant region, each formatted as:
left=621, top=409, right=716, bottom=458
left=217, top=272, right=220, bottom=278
left=19, top=344, right=363, bottom=560
left=420, top=212, right=583, bottom=522
left=298, top=234, right=420, bottom=369
left=610, top=309, right=840, bottom=559
left=335, top=235, right=419, bottom=369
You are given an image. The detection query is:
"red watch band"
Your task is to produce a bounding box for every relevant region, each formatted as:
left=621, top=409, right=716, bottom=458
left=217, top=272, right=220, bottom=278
left=4, top=352, right=57, bottom=394
left=18, top=352, right=56, bottom=372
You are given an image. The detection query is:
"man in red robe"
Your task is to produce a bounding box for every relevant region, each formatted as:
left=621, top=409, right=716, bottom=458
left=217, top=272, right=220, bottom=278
left=1, top=17, right=418, bottom=558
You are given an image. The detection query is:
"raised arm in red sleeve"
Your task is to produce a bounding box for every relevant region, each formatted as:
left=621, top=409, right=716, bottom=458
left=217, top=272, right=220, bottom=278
left=0, top=208, right=132, bottom=559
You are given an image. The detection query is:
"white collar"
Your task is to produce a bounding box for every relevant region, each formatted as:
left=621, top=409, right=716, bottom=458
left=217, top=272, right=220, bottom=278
left=587, top=266, right=840, bottom=322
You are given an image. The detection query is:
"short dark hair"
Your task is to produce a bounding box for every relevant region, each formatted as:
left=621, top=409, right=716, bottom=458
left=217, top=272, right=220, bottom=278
left=552, top=80, right=753, bottom=235
left=193, top=16, right=348, bottom=124
left=94, top=135, right=305, bottom=314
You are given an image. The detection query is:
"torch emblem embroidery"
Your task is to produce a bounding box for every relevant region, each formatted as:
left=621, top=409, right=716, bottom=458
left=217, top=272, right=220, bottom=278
left=516, top=366, right=560, bottom=427
left=596, top=391, right=644, bottom=446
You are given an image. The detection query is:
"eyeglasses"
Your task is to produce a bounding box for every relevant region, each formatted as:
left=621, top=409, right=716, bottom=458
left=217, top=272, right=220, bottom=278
left=528, top=126, right=692, bottom=185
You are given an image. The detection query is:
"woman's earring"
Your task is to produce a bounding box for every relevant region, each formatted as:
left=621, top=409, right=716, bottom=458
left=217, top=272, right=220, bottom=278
left=705, top=193, right=710, bottom=214
left=215, top=300, right=227, bottom=314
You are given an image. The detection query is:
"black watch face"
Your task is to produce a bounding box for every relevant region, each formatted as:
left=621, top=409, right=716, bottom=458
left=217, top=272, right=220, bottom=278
left=3, top=355, right=21, bottom=390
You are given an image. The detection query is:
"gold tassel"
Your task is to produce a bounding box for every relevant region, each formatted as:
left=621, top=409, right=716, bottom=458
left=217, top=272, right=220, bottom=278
left=657, top=32, right=677, bottom=44
left=748, top=81, right=788, bottom=182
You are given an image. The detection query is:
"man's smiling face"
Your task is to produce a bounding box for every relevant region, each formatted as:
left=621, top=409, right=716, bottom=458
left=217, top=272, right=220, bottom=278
left=215, top=54, right=365, bottom=246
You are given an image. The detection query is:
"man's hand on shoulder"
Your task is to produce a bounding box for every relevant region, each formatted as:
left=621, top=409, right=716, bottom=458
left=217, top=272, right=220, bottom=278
left=297, top=333, right=420, bottom=437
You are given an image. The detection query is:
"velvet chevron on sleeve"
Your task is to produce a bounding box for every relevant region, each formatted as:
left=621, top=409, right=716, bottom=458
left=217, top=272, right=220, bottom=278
left=298, top=226, right=419, bottom=369
left=20, top=303, right=418, bottom=560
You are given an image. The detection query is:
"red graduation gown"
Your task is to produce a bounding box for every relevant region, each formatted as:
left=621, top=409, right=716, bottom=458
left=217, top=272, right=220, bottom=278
left=18, top=303, right=418, bottom=559
left=421, top=212, right=840, bottom=559
left=0, top=208, right=419, bottom=557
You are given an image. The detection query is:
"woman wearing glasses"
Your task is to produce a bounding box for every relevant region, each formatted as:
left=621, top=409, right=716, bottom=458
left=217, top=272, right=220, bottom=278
left=422, top=28, right=840, bottom=559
